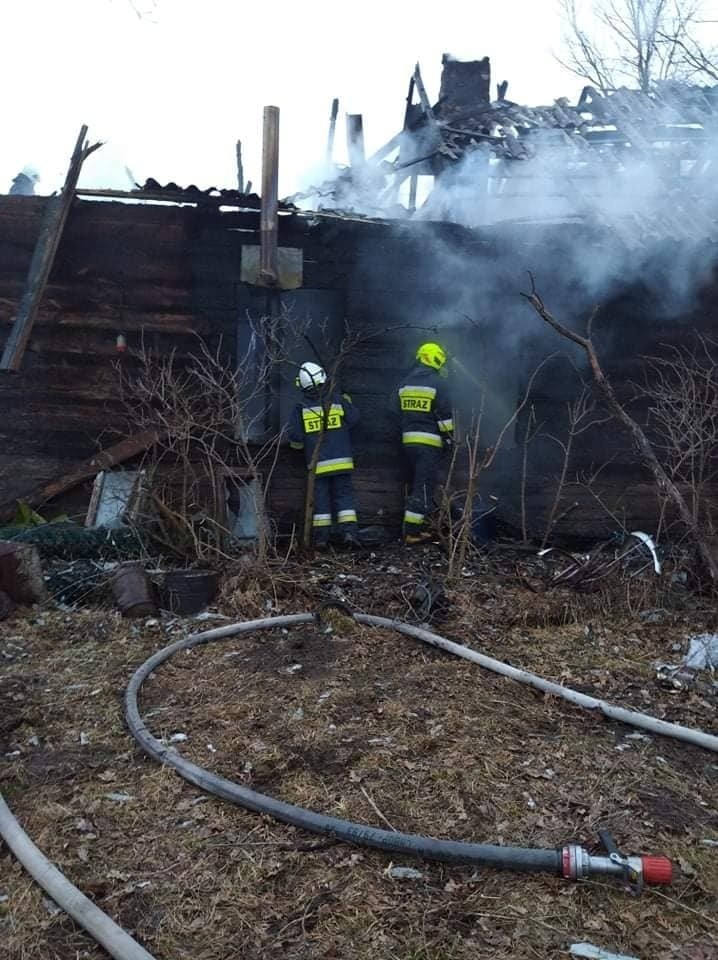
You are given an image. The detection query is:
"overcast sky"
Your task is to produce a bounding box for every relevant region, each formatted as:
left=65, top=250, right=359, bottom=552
left=0, top=0, right=706, bottom=196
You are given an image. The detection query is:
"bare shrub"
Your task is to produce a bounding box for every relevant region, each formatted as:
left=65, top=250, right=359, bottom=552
left=117, top=324, right=285, bottom=564
left=639, top=334, right=718, bottom=539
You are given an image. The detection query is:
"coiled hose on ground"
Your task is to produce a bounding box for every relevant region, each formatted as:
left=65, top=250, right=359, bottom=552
left=6, top=609, right=712, bottom=960
left=126, top=612, right=713, bottom=887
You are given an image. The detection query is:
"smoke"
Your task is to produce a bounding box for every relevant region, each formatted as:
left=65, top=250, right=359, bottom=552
left=296, top=72, right=718, bottom=531
left=300, top=74, right=718, bottom=332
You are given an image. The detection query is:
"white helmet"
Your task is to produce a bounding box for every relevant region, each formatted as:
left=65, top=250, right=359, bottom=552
left=296, top=361, right=327, bottom=391
left=20, top=165, right=40, bottom=181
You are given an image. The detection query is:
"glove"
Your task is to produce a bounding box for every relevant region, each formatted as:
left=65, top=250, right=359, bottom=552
left=443, top=435, right=455, bottom=449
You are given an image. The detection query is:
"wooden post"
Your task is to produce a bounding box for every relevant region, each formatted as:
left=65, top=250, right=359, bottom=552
left=236, top=139, right=244, bottom=192
left=326, top=98, right=339, bottom=164
left=408, top=175, right=418, bottom=213
left=0, top=125, right=102, bottom=371
left=346, top=114, right=366, bottom=167
left=260, top=106, right=280, bottom=286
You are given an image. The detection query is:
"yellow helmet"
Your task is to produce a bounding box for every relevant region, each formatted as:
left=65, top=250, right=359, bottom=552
left=416, top=341, right=448, bottom=372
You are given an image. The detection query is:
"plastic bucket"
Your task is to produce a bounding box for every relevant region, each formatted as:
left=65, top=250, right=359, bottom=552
left=161, top=569, right=219, bottom=615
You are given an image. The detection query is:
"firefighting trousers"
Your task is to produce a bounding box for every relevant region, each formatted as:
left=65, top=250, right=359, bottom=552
left=312, top=472, right=358, bottom=543
left=403, top=445, right=443, bottom=530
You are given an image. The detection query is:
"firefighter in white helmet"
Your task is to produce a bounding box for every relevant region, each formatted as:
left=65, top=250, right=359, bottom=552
left=287, top=361, right=360, bottom=549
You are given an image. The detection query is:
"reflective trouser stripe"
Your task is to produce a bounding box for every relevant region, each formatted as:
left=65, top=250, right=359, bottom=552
left=289, top=441, right=304, bottom=450
left=337, top=510, right=357, bottom=523
left=402, top=431, right=442, bottom=448
left=316, top=457, right=354, bottom=474
left=404, top=510, right=424, bottom=525
left=313, top=514, right=332, bottom=527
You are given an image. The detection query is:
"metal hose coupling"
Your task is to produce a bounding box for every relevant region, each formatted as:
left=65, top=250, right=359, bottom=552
left=560, top=830, right=673, bottom=893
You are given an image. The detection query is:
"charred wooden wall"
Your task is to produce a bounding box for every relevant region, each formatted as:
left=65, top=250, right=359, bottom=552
left=1, top=195, right=716, bottom=540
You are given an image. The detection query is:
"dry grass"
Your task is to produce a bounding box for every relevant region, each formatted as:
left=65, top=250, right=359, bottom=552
left=1, top=545, right=717, bottom=959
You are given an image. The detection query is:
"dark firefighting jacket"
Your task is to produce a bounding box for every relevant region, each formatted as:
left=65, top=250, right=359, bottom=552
left=287, top=391, right=359, bottom=475
left=398, top=362, right=454, bottom=448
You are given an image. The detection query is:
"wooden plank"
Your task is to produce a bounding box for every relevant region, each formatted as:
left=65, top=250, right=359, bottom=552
left=84, top=471, right=105, bottom=527
left=0, top=126, right=101, bottom=371
left=412, top=63, right=438, bottom=129
left=346, top=114, right=366, bottom=167
left=0, top=430, right=159, bottom=519
left=367, top=132, right=403, bottom=165
left=235, top=139, right=244, bottom=192
left=404, top=74, right=416, bottom=128
left=408, top=175, right=418, bottom=213
left=259, top=106, right=280, bottom=286
left=326, top=98, right=339, bottom=164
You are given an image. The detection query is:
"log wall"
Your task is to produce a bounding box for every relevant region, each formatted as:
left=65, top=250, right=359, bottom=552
left=1, top=195, right=717, bottom=541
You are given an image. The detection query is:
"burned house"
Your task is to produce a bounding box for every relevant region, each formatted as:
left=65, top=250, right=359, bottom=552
left=2, top=58, right=718, bottom=544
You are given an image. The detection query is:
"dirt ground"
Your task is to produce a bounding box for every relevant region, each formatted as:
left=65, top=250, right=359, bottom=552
left=1, top=543, right=717, bottom=960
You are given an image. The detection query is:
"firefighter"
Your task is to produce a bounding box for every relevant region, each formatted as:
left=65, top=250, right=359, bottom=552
left=398, top=341, right=454, bottom=544
left=287, top=361, right=360, bottom=549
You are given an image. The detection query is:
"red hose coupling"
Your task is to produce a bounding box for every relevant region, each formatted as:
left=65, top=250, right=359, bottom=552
left=641, top=855, right=673, bottom=885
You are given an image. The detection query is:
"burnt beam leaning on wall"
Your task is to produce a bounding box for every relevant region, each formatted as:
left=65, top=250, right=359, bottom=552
left=0, top=125, right=102, bottom=372
left=0, top=430, right=159, bottom=523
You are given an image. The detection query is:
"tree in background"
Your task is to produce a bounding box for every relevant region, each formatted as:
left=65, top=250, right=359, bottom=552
left=558, top=0, right=717, bottom=93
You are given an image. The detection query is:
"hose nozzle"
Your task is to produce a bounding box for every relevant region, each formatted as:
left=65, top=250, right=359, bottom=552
left=560, top=831, right=673, bottom=892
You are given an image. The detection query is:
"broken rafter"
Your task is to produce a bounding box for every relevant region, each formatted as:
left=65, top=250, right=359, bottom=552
left=367, top=132, right=403, bottom=165
left=0, top=125, right=102, bottom=372
left=412, top=63, right=439, bottom=129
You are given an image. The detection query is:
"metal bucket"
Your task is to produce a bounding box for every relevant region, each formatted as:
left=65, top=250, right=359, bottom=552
left=161, top=569, right=219, bottom=615
left=110, top=562, right=157, bottom=618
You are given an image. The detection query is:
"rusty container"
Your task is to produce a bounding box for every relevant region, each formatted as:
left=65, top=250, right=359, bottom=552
left=110, top=562, right=157, bottom=618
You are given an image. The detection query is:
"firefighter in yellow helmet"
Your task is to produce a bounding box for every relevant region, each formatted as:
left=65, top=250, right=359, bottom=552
left=397, top=342, right=453, bottom=544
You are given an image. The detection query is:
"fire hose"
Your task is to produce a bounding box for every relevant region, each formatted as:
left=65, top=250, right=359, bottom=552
left=121, top=612, right=703, bottom=892
left=0, top=791, right=156, bottom=960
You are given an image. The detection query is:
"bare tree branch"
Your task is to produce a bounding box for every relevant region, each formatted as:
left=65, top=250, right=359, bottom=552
left=522, top=283, right=718, bottom=585
left=558, top=0, right=715, bottom=92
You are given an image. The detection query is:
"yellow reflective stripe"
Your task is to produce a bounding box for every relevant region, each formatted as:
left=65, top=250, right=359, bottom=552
left=316, top=457, right=354, bottom=474
left=402, top=431, right=442, bottom=448
left=399, top=385, right=436, bottom=399
left=289, top=441, right=304, bottom=450
left=404, top=510, right=424, bottom=525
left=337, top=510, right=357, bottom=523
left=437, top=419, right=454, bottom=433
left=313, top=514, right=332, bottom=527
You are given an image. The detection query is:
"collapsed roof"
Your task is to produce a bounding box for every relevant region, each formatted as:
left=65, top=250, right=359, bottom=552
left=300, top=55, right=718, bottom=245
